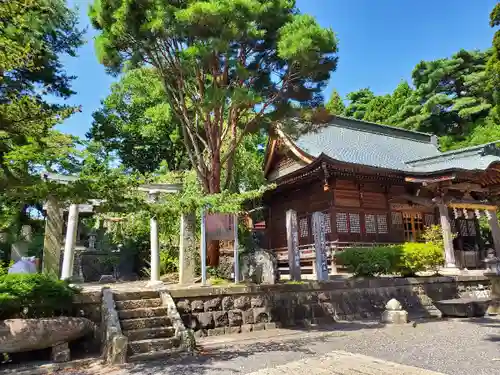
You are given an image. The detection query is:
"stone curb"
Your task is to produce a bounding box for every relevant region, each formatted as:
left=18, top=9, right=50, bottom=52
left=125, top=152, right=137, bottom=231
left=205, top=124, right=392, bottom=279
left=0, top=358, right=102, bottom=375
left=168, top=275, right=489, bottom=298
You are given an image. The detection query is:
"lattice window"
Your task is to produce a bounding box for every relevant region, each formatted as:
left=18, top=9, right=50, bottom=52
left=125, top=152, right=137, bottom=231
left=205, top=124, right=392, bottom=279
left=391, top=212, right=403, bottom=226
left=377, top=214, right=388, bottom=234
left=299, top=218, right=309, bottom=238
left=365, top=214, right=377, bottom=234
left=424, top=214, right=434, bottom=227
left=336, top=212, right=348, bottom=233
left=349, top=213, right=361, bottom=233
left=467, top=221, right=476, bottom=236
left=459, top=220, right=468, bottom=236
left=324, top=213, right=332, bottom=234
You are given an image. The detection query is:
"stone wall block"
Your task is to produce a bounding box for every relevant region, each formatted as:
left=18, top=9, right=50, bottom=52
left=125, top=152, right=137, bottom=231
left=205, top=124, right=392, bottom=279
left=225, top=326, right=242, bottom=334
left=204, top=297, right=222, bottom=312
left=176, top=299, right=191, bottom=314
left=222, top=296, right=234, bottom=311
left=228, top=310, right=243, bottom=326
left=234, top=296, right=251, bottom=310
left=242, top=309, right=254, bottom=324
left=253, top=307, right=271, bottom=323
left=318, top=292, right=330, bottom=302
left=196, top=312, right=214, bottom=329
left=191, top=300, right=204, bottom=312
left=251, top=295, right=269, bottom=308
left=213, top=311, right=228, bottom=327
left=241, top=324, right=253, bottom=333
left=208, top=327, right=225, bottom=336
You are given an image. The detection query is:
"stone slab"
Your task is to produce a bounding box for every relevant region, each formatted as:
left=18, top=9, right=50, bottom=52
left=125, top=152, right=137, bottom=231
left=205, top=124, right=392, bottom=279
left=244, top=350, right=447, bottom=375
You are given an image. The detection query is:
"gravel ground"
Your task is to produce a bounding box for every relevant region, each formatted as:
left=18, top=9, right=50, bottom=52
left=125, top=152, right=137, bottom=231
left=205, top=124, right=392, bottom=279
left=56, top=317, right=500, bottom=375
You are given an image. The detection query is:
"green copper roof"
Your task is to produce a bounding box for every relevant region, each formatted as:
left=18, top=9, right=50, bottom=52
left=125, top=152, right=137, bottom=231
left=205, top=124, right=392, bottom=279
left=291, top=116, right=500, bottom=173
left=406, top=142, right=500, bottom=172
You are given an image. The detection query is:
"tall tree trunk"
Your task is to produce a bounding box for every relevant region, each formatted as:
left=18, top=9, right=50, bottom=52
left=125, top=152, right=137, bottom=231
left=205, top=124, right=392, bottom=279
left=207, top=152, right=221, bottom=267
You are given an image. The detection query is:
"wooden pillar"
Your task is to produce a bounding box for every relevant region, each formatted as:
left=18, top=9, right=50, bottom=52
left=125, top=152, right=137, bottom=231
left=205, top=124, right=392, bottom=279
left=42, top=197, right=64, bottom=276
left=487, top=210, right=500, bottom=257
left=437, top=203, right=458, bottom=269
left=312, top=212, right=329, bottom=281
left=178, top=213, right=196, bottom=284
left=285, top=209, right=301, bottom=281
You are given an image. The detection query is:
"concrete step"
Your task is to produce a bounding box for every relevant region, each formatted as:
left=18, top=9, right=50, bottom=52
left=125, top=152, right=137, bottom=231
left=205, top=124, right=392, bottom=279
left=118, top=307, right=168, bottom=320
left=123, top=326, right=176, bottom=341
left=115, top=298, right=162, bottom=311
left=128, top=337, right=181, bottom=355
left=120, top=316, right=172, bottom=331
left=128, top=347, right=187, bottom=362
left=113, top=290, right=159, bottom=301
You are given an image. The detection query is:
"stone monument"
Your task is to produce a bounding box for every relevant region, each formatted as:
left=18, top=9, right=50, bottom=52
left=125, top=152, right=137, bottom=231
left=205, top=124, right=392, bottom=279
left=381, top=298, right=408, bottom=324
left=240, top=248, right=279, bottom=284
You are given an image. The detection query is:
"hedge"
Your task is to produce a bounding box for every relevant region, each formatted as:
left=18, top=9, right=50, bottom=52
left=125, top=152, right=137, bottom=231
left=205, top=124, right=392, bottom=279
left=0, top=273, right=79, bottom=319
left=336, top=243, right=444, bottom=277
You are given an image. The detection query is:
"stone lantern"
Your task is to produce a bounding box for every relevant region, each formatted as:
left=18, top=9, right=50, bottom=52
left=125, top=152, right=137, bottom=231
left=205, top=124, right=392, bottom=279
left=484, top=248, right=500, bottom=315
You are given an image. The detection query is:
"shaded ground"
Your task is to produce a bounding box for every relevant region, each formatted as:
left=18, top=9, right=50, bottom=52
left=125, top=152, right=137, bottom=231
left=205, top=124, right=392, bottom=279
left=52, top=317, right=500, bottom=375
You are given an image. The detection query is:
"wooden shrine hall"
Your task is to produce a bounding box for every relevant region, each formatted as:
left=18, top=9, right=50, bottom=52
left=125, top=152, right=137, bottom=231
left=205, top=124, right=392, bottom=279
left=261, top=116, right=500, bottom=274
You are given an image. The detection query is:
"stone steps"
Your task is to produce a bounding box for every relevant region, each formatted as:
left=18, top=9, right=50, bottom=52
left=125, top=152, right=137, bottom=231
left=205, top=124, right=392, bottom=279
left=118, top=307, right=168, bottom=320
left=128, top=337, right=181, bottom=355
left=113, top=290, right=160, bottom=301
left=116, top=298, right=162, bottom=310
left=121, top=316, right=172, bottom=331
left=114, top=292, right=186, bottom=361
left=123, top=326, right=176, bottom=341
left=127, top=347, right=187, bottom=362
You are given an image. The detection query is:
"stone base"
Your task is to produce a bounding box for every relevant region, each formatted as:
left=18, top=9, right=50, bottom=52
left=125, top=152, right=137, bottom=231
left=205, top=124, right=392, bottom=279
left=51, top=342, right=70, bottom=363
left=434, top=298, right=491, bottom=318
left=146, top=280, right=164, bottom=288
left=381, top=309, right=408, bottom=324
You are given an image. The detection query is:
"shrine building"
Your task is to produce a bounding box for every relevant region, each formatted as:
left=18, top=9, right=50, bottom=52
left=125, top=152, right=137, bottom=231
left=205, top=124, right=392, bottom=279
left=261, top=116, right=500, bottom=275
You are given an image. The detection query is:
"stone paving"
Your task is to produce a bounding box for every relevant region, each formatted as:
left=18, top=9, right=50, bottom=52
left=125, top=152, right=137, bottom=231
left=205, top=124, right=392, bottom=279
left=245, top=351, right=446, bottom=375
left=52, top=317, right=500, bottom=375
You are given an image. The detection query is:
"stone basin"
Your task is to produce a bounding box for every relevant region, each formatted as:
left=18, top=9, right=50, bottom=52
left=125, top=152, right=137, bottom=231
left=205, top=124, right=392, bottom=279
left=434, top=297, right=491, bottom=318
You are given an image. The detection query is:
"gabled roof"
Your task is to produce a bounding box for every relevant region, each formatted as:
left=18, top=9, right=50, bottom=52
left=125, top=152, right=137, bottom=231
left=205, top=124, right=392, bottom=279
left=264, top=116, right=500, bottom=179
left=406, top=142, right=500, bottom=172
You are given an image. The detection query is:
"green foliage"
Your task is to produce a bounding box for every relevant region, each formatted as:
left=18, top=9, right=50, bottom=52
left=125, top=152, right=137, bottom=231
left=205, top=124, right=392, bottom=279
left=398, top=242, right=444, bottom=277
left=89, top=0, right=338, bottom=194
left=0, top=273, right=78, bottom=319
left=325, top=90, right=346, bottom=115
left=89, top=68, right=189, bottom=173
left=336, top=246, right=400, bottom=277
left=344, top=88, right=375, bottom=119
left=337, top=237, right=445, bottom=277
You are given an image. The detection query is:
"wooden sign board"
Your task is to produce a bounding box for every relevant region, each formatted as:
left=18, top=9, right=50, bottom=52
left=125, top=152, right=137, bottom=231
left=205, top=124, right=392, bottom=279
left=390, top=203, right=432, bottom=212
left=205, top=214, right=236, bottom=241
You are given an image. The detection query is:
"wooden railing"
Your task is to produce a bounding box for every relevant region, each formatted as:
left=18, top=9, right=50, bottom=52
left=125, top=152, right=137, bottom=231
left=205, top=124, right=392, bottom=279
left=273, top=241, right=398, bottom=276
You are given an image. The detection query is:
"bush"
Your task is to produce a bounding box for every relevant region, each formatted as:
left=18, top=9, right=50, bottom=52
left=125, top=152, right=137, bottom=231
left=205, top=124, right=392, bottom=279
left=336, top=246, right=401, bottom=277
left=397, top=242, right=444, bottom=276
left=0, top=273, right=78, bottom=319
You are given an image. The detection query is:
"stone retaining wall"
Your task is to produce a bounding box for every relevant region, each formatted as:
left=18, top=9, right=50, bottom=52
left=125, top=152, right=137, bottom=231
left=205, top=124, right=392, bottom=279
left=170, top=276, right=490, bottom=338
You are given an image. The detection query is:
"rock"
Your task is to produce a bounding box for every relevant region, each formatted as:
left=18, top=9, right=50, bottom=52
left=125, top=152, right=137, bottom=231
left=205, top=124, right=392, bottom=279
left=222, top=296, right=234, bottom=311
left=196, top=312, right=214, bottom=329
left=99, top=275, right=116, bottom=283
left=0, top=317, right=94, bottom=353
left=381, top=309, right=408, bottom=324
left=191, top=300, right=204, bottom=312
left=251, top=295, right=266, bottom=308
left=385, top=298, right=402, bottom=311
left=176, top=299, right=191, bottom=314
left=204, top=297, right=221, bottom=312
left=381, top=299, right=408, bottom=324
left=51, top=342, right=70, bottom=363
left=228, top=310, right=243, bottom=326
left=213, top=311, right=229, bottom=327
left=234, top=296, right=251, bottom=310
left=240, top=249, right=279, bottom=284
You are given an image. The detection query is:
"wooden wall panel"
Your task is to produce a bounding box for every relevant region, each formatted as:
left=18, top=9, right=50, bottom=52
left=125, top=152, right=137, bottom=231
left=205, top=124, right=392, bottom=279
left=334, top=189, right=361, bottom=207
left=362, top=192, right=387, bottom=209
left=335, top=179, right=357, bottom=190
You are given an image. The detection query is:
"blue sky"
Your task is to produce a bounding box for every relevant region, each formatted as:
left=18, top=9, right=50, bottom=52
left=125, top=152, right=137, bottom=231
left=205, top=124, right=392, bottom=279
left=58, top=0, right=498, bottom=138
